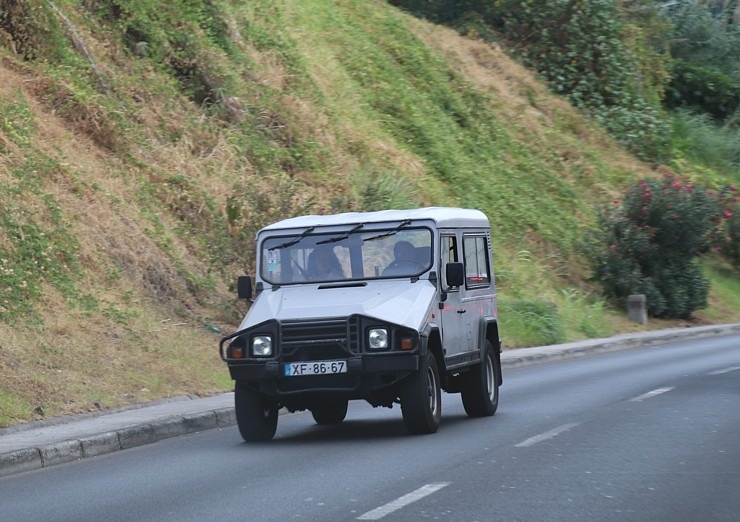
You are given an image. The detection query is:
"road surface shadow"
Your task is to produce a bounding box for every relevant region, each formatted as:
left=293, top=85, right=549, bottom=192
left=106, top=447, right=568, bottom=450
left=261, top=411, right=477, bottom=445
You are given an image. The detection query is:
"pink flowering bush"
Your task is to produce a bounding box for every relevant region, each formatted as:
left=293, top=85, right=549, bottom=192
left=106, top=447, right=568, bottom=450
left=584, top=174, right=721, bottom=318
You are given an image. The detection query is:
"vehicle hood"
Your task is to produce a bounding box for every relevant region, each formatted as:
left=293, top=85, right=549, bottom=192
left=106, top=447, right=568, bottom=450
left=239, top=280, right=436, bottom=330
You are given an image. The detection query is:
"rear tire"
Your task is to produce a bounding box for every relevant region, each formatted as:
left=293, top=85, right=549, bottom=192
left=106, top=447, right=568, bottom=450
left=234, top=382, right=278, bottom=442
left=311, top=399, right=349, bottom=425
left=461, top=340, right=499, bottom=417
left=400, top=351, right=441, bottom=434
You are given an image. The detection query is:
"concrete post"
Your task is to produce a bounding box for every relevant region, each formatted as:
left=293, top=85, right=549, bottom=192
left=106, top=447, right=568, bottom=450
left=627, top=294, right=647, bottom=324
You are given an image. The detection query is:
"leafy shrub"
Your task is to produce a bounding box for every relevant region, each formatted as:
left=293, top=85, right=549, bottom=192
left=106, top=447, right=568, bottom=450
left=502, top=0, right=672, bottom=161
left=593, top=97, right=671, bottom=163
left=584, top=175, right=721, bottom=318
left=666, top=1, right=740, bottom=83
left=665, top=61, right=740, bottom=121
left=662, top=0, right=740, bottom=126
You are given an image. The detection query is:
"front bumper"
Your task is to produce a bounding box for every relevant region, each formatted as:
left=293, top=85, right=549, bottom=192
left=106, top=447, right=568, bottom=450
left=227, top=353, right=419, bottom=396
left=220, top=315, right=422, bottom=396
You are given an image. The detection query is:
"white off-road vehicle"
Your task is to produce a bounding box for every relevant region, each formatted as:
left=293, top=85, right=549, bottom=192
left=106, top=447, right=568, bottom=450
left=220, top=207, right=502, bottom=441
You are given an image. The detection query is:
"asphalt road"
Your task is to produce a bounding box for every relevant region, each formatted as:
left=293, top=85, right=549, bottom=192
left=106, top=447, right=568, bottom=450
left=1, top=333, right=738, bottom=521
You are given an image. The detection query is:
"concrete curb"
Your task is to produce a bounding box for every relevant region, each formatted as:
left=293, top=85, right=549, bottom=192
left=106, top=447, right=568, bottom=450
left=501, top=323, right=740, bottom=369
left=0, top=408, right=234, bottom=479
left=2, top=323, right=739, bottom=479
left=0, top=448, right=41, bottom=477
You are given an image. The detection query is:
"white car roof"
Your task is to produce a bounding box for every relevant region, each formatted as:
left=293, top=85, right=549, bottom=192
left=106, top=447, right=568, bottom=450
left=260, top=207, right=489, bottom=232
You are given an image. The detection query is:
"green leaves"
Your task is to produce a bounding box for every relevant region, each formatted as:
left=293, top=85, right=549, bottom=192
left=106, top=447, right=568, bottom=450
left=584, top=175, right=727, bottom=318
left=666, top=61, right=740, bottom=121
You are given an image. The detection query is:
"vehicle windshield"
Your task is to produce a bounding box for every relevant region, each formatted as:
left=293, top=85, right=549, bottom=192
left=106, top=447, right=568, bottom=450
left=260, top=226, right=433, bottom=284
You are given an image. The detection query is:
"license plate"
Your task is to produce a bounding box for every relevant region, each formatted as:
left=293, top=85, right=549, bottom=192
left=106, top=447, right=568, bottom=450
left=284, top=360, right=347, bottom=377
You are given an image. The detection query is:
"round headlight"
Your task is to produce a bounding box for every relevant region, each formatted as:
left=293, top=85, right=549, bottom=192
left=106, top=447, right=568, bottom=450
left=368, top=328, right=389, bottom=350
left=252, top=335, right=273, bottom=357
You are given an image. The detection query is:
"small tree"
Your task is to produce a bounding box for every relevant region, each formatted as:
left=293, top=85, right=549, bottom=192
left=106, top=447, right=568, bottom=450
left=584, top=175, right=721, bottom=318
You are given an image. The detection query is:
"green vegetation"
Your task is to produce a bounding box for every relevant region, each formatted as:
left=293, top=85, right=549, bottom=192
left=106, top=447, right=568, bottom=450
left=287, top=1, right=589, bottom=247
left=718, top=188, right=740, bottom=268
left=703, top=259, right=740, bottom=321
left=0, top=390, right=32, bottom=426
left=0, top=100, right=81, bottom=322
left=0, top=0, right=738, bottom=425
left=392, top=0, right=739, bottom=165
left=392, top=0, right=673, bottom=161
left=666, top=1, right=740, bottom=123
left=583, top=175, right=738, bottom=318
left=668, top=110, right=740, bottom=183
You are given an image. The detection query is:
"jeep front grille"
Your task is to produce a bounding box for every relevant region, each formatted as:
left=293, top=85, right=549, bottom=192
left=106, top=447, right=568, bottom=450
left=279, top=317, right=359, bottom=360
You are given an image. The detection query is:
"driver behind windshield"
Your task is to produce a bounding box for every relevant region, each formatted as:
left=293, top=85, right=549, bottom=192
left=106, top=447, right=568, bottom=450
left=383, top=240, right=421, bottom=275
left=307, top=245, right=345, bottom=280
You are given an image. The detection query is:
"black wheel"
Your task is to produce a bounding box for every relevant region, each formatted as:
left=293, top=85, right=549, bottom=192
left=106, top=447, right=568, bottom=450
left=400, top=351, right=441, bottom=434
left=311, top=399, right=349, bottom=425
left=234, top=382, right=278, bottom=442
left=461, top=340, right=499, bottom=417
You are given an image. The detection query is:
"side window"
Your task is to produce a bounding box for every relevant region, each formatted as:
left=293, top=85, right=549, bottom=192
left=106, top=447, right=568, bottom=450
left=441, top=234, right=459, bottom=289
left=462, top=235, right=491, bottom=288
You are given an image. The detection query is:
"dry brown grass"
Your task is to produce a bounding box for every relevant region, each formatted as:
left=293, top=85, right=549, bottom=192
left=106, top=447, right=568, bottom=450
left=6, top=64, right=212, bottom=301
left=0, top=287, right=228, bottom=424
left=0, top=55, right=235, bottom=426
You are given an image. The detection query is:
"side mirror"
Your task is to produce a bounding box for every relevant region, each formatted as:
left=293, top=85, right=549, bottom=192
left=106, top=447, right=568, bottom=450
left=445, top=262, right=464, bottom=288
left=236, top=275, right=253, bottom=300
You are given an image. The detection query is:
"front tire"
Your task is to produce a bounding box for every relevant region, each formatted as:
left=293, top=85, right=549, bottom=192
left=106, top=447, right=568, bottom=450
left=235, top=382, right=278, bottom=442
left=311, top=399, right=349, bottom=425
left=400, top=351, right=441, bottom=434
left=461, top=340, right=499, bottom=417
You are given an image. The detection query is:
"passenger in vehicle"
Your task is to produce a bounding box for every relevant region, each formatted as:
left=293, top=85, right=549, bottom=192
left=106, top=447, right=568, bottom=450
left=415, top=246, right=431, bottom=267
left=307, top=246, right=345, bottom=280
left=383, top=240, right=422, bottom=275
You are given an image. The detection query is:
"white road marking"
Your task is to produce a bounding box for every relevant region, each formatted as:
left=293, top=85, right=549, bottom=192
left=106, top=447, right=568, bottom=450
left=515, top=422, right=580, bottom=448
left=629, top=387, right=674, bottom=402
left=708, top=366, right=740, bottom=375
left=356, top=483, right=450, bottom=520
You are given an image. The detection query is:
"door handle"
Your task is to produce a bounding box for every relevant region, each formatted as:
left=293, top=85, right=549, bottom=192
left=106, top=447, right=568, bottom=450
left=457, top=309, right=466, bottom=314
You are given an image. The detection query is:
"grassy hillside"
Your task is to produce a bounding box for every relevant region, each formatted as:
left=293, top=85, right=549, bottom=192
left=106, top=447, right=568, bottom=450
left=0, top=0, right=737, bottom=426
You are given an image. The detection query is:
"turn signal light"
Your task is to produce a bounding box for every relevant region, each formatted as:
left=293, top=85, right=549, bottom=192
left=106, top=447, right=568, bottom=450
left=400, top=337, right=413, bottom=350
left=231, top=347, right=244, bottom=359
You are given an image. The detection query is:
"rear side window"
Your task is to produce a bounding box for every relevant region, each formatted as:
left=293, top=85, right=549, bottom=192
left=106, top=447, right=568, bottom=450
left=463, top=235, right=491, bottom=288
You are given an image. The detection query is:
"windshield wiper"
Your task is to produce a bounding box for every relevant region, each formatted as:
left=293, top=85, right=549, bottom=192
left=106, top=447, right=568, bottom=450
left=316, top=223, right=365, bottom=245
left=268, top=226, right=316, bottom=250
left=363, top=219, right=412, bottom=242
